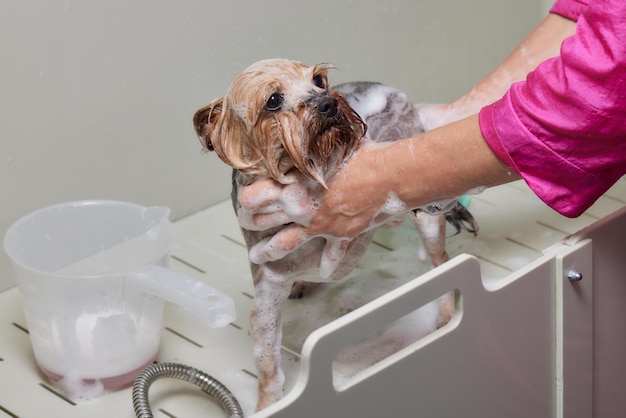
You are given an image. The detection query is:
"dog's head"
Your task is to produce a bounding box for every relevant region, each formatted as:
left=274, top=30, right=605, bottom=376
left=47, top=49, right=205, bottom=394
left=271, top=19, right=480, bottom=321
left=193, top=59, right=366, bottom=186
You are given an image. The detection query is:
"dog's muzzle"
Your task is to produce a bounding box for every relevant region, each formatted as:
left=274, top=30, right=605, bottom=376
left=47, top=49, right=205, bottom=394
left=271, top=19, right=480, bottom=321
left=316, top=97, right=338, bottom=117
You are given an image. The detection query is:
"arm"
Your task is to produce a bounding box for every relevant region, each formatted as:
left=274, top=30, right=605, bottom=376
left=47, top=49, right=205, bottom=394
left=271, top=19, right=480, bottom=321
left=240, top=2, right=599, bottom=263
left=320, top=115, right=517, bottom=238
left=419, top=13, right=577, bottom=130
left=246, top=114, right=518, bottom=262
left=480, top=0, right=626, bottom=217
left=242, top=11, right=577, bottom=233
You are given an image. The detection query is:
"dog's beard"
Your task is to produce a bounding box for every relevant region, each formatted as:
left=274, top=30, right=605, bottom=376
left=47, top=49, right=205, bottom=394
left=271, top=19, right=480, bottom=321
left=272, top=94, right=366, bottom=187
left=302, top=109, right=364, bottom=186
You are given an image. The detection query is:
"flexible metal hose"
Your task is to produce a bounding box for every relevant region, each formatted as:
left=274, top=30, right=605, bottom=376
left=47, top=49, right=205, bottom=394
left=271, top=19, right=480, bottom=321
left=132, top=362, right=244, bottom=418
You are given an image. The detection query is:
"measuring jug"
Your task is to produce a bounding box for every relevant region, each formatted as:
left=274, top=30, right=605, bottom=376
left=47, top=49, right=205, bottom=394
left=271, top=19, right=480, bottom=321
left=3, top=200, right=236, bottom=396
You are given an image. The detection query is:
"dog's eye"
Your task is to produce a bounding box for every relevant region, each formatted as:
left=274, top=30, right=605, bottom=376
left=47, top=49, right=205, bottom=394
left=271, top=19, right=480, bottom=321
left=265, top=93, right=284, bottom=111
left=313, top=75, right=326, bottom=89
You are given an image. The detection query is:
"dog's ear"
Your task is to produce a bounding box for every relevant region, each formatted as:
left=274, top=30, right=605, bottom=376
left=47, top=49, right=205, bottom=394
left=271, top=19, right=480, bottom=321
left=193, top=98, right=224, bottom=151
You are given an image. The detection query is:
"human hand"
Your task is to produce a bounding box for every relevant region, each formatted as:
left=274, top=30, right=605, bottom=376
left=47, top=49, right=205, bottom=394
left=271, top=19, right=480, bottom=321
left=237, top=170, right=323, bottom=232
left=238, top=171, right=354, bottom=276
left=241, top=142, right=405, bottom=265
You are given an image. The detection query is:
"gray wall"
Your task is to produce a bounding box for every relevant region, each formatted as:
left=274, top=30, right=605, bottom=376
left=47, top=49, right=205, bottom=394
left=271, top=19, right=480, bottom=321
left=0, top=0, right=544, bottom=291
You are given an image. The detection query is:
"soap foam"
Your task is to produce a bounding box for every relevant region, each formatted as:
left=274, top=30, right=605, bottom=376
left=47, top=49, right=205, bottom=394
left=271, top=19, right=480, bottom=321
left=33, top=311, right=160, bottom=391
left=464, top=186, right=487, bottom=195
left=237, top=176, right=322, bottom=232
left=278, top=179, right=322, bottom=225
left=59, top=372, right=106, bottom=400
left=380, top=191, right=407, bottom=214
left=280, top=226, right=443, bottom=387
left=367, top=191, right=408, bottom=232
left=343, top=85, right=391, bottom=120
left=319, top=237, right=351, bottom=279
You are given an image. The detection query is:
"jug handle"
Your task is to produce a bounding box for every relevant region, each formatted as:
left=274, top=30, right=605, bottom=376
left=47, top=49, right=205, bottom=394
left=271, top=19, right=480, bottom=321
left=126, top=265, right=236, bottom=328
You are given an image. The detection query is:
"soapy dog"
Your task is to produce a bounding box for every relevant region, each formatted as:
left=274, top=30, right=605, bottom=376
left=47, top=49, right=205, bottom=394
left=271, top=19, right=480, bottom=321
left=193, top=59, right=477, bottom=411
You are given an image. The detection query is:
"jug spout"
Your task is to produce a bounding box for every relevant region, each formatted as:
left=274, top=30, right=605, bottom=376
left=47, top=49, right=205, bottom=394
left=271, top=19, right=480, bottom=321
left=127, top=266, right=236, bottom=328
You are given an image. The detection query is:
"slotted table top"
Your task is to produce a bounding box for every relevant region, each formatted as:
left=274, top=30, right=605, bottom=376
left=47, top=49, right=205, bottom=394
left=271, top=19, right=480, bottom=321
left=1, top=179, right=624, bottom=417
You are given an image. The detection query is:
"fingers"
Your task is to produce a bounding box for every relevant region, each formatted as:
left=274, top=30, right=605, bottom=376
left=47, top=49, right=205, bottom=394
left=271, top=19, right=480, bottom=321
left=236, top=208, right=292, bottom=231
left=319, top=237, right=352, bottom=279
left=237, top=180, right=291, bottom=231
left=239, top=179, right=284, bottom=211
left=248, top=224, right=314, bottom=264
left=248, top=225, right=354, bottom=280
left=238, top=171, right=311, bottom=211
left=238, top=176, right=322, bottom=231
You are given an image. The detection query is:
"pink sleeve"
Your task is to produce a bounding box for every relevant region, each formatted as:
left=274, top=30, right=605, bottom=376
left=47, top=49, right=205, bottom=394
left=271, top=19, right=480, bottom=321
left=479, top=0, right=626, bottom=218
left=550, top=0, right=589, bottom=21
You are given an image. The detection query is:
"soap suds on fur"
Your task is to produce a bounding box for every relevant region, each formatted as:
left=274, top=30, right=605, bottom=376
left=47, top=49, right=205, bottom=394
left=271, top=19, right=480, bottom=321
left=280, top=220, right=452, bottom=387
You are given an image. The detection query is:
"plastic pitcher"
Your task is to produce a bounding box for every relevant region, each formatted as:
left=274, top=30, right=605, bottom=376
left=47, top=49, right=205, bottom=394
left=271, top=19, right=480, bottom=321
left=3, top=200, right=236, bottom=397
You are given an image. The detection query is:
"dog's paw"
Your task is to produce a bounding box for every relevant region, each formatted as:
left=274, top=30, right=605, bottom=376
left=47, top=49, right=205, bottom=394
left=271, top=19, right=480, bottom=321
left=289, top=281, right=321, bottom=299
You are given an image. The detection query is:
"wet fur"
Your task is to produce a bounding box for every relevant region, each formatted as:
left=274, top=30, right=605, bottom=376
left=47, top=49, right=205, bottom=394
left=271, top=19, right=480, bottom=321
left=193, top=59, right=477, bottom=411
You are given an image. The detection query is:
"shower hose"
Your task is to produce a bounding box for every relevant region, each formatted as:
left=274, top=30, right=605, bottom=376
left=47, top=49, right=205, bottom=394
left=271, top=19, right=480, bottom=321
left=132, top=362, right=244, bottom=418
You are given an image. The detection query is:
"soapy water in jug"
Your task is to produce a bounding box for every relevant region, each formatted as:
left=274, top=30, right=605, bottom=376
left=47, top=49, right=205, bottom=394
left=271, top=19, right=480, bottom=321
left=6, top=202, right=235, bottom=400
left=32, top=308, right=161, bottom=389
left=32, top=233, right=165, bottom=397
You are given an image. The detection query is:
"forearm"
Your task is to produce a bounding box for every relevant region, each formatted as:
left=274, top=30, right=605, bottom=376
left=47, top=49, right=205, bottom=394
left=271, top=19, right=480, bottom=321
left=419, top=13, right=577, bottom=130
left=280, top=114, right=517, bottom=240
left=380, top=114, right=519, bottom=208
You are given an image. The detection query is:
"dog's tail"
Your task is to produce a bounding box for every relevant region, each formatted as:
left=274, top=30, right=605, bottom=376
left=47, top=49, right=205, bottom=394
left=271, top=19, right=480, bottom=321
left=445, top=202, right=479, bottom=236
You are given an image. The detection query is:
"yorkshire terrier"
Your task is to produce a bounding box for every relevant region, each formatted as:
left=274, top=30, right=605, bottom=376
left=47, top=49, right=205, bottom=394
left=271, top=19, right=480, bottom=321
left=193, top=58, right=477, bottom=411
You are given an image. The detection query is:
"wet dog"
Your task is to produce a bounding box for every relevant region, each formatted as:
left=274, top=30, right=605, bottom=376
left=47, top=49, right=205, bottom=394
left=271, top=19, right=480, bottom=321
left=193, top=59, right=477, bottom=411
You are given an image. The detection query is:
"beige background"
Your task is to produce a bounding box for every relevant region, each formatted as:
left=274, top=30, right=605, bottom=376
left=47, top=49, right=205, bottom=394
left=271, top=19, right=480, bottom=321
left=0, top=0, right=547, bottom=291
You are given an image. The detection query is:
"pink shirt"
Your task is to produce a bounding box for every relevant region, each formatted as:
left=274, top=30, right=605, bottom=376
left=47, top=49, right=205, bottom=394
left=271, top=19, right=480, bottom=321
left=479, top=0, right=626, bottom=217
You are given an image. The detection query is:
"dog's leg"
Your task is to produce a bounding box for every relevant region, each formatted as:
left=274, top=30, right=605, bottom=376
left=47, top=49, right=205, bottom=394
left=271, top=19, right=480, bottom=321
left=410, top=211, right=449, bottom=266
left=409, top=211, right=455, bottom=328
left=250, top=263, right=293, bottom=411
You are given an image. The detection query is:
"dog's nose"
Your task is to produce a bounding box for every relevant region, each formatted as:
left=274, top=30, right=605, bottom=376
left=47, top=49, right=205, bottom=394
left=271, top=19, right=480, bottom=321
left=317, top=97, right=338, bottom=117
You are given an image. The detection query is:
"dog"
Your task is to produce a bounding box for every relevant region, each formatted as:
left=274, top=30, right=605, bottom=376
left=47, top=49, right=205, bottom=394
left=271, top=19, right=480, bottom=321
left=193, top=58, right=477, bottom=411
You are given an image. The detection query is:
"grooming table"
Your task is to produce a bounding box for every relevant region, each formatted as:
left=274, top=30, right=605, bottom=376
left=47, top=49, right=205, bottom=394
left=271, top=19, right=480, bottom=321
left=1, top=178, right=625, bottom=417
